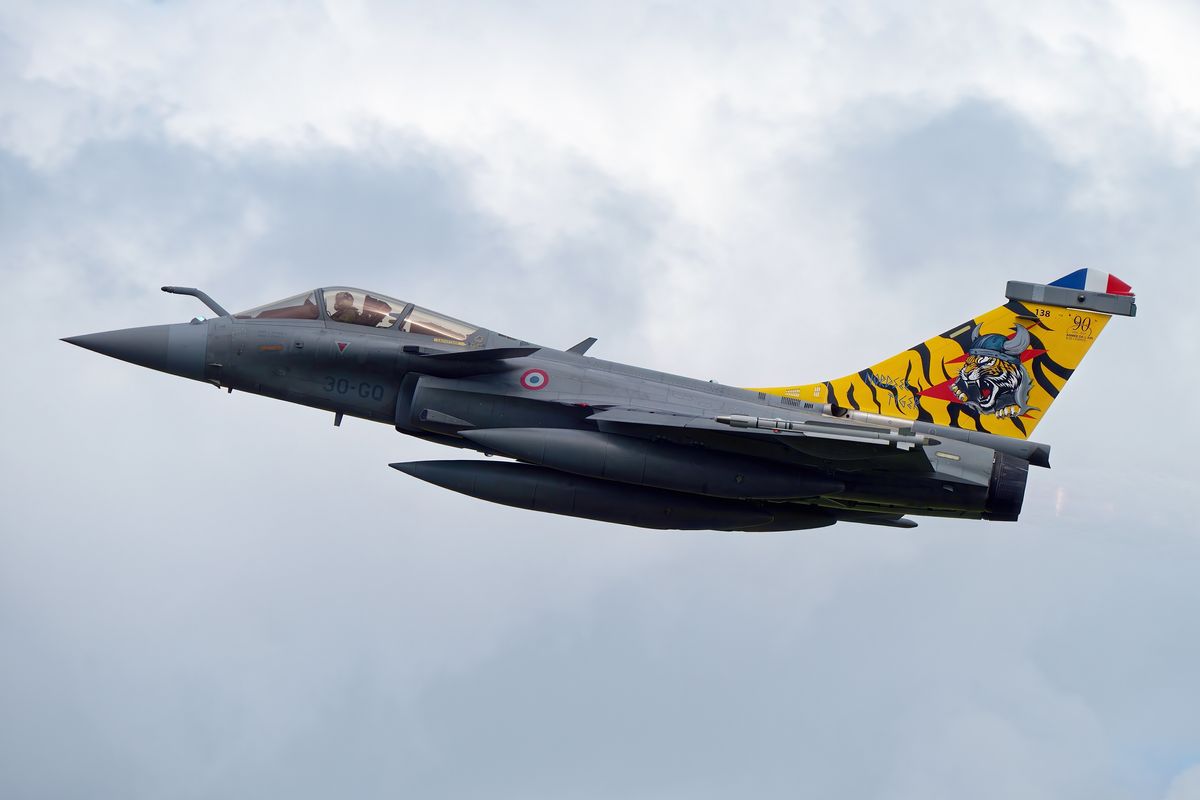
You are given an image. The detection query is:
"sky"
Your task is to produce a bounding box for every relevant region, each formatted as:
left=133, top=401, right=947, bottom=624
left=2, top=1, right=1199, bottom=797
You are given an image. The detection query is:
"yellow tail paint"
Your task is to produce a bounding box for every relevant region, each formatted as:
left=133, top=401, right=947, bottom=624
left=750, top=274, right=1134, bottom=440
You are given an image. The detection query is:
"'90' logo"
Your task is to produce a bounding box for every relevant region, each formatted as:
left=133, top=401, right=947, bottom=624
left=520, top=369, right=549, bottom=390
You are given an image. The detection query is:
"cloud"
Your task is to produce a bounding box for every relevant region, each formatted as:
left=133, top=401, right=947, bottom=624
left=2, top=2, right=1198, bottom=799
left=1166, top=766, right=1200, bottom=800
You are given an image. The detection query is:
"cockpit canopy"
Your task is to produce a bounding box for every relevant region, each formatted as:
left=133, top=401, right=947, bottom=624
left=323, top=288, right=407, bottom=328
left=234, top=288, right=481, bottom=343
left=235, top=291, right=320, bottom=321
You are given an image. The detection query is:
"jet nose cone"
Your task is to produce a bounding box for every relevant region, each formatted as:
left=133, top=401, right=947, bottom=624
left=63, top=323, right=207, bottom=381
left=64, top=326, right=169, bottom=365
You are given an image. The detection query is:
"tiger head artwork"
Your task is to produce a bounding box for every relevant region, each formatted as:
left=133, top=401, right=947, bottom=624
left=949, top=325, right=1040, bottom=419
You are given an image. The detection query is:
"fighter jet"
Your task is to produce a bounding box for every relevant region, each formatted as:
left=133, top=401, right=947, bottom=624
left=64, top=269, right=1135, bottom=531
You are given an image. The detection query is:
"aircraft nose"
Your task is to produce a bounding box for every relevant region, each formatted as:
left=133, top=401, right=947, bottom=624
left=63, top=322, right=207, bottom=381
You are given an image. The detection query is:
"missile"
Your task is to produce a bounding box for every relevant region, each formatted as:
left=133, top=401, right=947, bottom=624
left=715, top=414, right=938, bottom=450
left=390, top=460, right=837, bottom=531
left=458, top=427, right=844, bottom=500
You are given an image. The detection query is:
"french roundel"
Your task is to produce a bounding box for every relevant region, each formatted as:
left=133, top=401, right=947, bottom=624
left=520, top=368, right=549, bottom=390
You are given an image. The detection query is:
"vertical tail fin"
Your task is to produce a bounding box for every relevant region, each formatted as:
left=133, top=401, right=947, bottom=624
left=750, top=270, right=1136, bottom=440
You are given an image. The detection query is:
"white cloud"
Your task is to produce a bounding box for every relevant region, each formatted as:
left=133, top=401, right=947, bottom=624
left=5, top=1, right=1200, bottom=229
left=2, top=2, right=1198, bottom=798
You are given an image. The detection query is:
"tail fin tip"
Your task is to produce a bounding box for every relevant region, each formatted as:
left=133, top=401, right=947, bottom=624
left=1048, top=268, right=1134, bottom=297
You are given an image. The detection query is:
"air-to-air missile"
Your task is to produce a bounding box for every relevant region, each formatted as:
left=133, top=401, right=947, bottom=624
left=65, top=269, right=1135, bottom=531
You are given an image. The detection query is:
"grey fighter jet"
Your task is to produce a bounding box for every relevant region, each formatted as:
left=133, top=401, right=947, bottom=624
left=64, top=269, right=1136, bottom=531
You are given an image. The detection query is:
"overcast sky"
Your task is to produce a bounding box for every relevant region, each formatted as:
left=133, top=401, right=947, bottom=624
left=2, top=1, right=1199, bottom=798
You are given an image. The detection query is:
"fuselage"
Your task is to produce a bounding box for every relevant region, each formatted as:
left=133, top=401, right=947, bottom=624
left=69, top=275, right=1143, bottom=531
left=67, top=294, right=1029, bottom=530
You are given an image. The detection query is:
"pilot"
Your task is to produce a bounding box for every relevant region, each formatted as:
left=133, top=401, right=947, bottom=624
left=329, top=291, right=362, bottom=324
left=359, top=294, right=392, bottom=327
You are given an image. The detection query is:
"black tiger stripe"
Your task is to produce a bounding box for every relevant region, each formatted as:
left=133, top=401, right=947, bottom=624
left=1032, top=357, right=1062, bottom=399
left=958, top=404, right=982, bottom=430
left=937, top=356, right=954, bottom=384
left=1004, top=299, right=1054, bottom=330
left=1039, top=356, right=1074, bottom=381
left=946, top=401, right=981, bottom=430
left=905, top=362, right=935, bottom=422
left=911, top=343, right=934, bottom=386
left=861, top=368, right=893, bottom=412
left=947, top=402, right=964, bottom=428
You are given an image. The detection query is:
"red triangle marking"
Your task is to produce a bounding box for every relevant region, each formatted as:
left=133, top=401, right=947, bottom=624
left=920, top=380, right=960, bottom=402
left=337, top=342, right=349, bottom=353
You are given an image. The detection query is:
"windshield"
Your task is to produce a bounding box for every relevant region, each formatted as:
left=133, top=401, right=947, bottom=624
left=234, top=292, right=320, bottom=320
left=401, top=306, right=478, bottom=343
left=322, top=288, right=407, bottom=328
